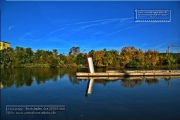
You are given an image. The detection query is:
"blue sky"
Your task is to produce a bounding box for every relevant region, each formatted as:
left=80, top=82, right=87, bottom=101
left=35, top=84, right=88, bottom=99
left=1, top=0, right=180, bottom=54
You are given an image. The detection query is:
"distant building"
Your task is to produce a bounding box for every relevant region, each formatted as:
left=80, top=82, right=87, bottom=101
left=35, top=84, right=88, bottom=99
left=0, top=41, right=11, bottom=50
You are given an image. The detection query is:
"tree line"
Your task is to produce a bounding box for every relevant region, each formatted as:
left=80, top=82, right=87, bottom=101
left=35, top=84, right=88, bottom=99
left=0, top=46, right=180, bottom=68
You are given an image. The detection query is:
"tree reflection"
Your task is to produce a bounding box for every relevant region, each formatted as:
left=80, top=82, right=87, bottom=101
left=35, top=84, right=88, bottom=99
left=1, top=68, right=81, bottom=88
left=164, top=77, right=172, bottom=87
left=121, top=78, right=143, bottom=88
left=1, top=68, right=34, bottom=88
left=33, top=68, right=59, bottom=84
left=67, top=68, right=79, bottom=85
left=145, top=78, right=159, bottom=85
left=94, top=79, right=117, bottom=86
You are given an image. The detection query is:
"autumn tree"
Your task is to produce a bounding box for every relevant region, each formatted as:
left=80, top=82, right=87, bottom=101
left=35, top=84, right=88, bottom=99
left=88, top=50, right=94, bottom=57
left=135, top=49, right=145, bottom=67
left=145, top=50, right=159, bottom=67
left=108, top=50, right=120, bottom=67
left=91, top=50, right=105, bottom=67
left=120, top=46, right=138, bottom=66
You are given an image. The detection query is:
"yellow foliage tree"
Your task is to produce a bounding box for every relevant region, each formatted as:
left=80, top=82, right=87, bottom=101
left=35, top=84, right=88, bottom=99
left=92, top=50, right=105, bottom=67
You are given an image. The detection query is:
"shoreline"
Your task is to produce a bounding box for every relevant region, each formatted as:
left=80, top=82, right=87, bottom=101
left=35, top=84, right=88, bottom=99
left=1, top=65, right=180, bottom=69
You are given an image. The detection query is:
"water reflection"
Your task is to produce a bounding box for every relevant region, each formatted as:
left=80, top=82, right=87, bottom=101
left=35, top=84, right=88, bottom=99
left=1, top=68, right=180, bottom=90
left=85, top=79, right=94, bottom=97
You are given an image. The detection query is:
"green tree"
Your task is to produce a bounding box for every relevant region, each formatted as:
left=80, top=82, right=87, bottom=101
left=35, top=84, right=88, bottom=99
left=24, top=48, right=34, bottom=65
left=53, top=49, right=58, bottom=56
left=14, top=46, right=27, bottom=67
left=126, top=59, right=141, bottom=68
left=48, top=56, right=58, bottom=68
left=0, top=48, right=14, bottom=67
left=103, top=51, right=113, bottom=67
left=162, top=54, right=176, bottom=67
left=76, top=53, right=86, bottom=66
left=69, top=47, right=80, bottom=55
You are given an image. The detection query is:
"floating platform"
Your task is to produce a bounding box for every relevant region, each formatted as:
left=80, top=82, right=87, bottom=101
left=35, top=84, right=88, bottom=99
left=76, top=70, right=180, bottom=77
left=77, top=76, right=180, bottom=81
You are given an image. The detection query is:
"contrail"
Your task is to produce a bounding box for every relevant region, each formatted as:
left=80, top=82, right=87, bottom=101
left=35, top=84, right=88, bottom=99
left=61, top=17, right=134, bottom=26
left=19, top=32, right=35, bottom=41
left=103, top=27, right=132, bottom=37
left=70, top=22, right=102, bottom=32
left=48, top=17, right=134, bottom=36
left=48, top=27, right=67, bottom=35
left=8, top=25, right=16, bottom=31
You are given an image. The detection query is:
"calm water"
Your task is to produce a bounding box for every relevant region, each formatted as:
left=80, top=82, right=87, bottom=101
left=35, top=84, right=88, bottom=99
left=1, top=68, right=180, bottom=120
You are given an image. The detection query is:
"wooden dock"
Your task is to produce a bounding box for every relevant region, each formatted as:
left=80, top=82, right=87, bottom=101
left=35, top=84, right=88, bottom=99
left=76, top=70, right=180, bottom=77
